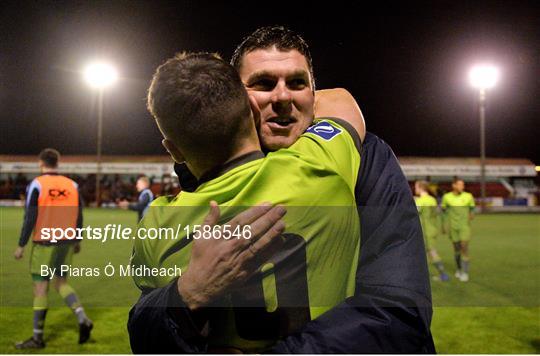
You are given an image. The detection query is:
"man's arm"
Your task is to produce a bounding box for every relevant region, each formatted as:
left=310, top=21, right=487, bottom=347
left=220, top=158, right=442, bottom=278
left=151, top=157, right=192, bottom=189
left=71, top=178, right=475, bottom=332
left=128, top=191, right=151, bottom=214
left=18, top=187, right=39, bottom=247
left=314, top=88, right=366, bottom=142
left=128, top=279, right=209, bottom=353
left=14, top=181, right=39, bottom=259
left=469, top=194, right=476, bottom=221
left=440, top=195, right=449, bottom=233
left=76, top=191, right=83, bottom=229
left=74, top=189, right=84, bottom=253
left=270, top=132, right=434, bottom=353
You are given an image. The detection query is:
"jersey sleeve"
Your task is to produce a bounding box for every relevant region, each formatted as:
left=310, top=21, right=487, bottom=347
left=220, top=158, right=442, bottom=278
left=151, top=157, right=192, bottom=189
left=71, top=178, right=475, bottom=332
left=18, top=179, right=40, bottom=247
left=441, top=194, right=448, bottom=210
left=468, top=193, right=476, bottom=209
left=291, top=118, right=362, bottom=192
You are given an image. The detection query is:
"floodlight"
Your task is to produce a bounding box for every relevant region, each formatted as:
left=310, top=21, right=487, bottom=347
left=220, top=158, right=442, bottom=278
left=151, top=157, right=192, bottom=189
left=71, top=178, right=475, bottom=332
left=469, top=65, right=499, bottom=90
left=84, top=62, right=118, bottom=89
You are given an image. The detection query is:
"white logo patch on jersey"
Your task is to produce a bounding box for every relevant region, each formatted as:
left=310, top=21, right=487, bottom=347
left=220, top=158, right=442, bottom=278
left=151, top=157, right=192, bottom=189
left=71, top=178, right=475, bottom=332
left=306, top=121, right=342, bottom=141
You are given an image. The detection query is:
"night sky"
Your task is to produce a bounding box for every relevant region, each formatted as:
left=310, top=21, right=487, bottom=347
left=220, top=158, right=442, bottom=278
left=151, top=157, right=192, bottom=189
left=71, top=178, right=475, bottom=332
left=1, top=0, right=539, bottom=163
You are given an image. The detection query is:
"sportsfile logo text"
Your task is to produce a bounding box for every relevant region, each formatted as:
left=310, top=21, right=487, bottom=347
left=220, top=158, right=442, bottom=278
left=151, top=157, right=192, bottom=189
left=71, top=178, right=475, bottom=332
left=39, top=223, right=253, bottom=243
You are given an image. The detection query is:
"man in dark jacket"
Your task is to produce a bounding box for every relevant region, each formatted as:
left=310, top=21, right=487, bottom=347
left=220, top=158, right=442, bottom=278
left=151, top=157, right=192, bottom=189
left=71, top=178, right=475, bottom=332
left=119, top=176, right=154, bottom=221
left=128, top=26, right=434, bottom=353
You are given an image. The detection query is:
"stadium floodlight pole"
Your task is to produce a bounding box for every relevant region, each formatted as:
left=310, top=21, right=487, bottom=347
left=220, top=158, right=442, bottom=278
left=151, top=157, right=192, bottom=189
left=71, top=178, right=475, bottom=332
left=83, top=62, right=118, bottom=207
left=469, top=64, right=499, bottom=213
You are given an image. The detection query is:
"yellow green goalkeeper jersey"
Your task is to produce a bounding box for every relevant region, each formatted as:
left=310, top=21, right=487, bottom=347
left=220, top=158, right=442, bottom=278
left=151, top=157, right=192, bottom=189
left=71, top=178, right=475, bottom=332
left=441, top=191, right=475, bottom=228
left=131, top=118, right=361, bottom=352
left=414, top=194, right=439, bottom=240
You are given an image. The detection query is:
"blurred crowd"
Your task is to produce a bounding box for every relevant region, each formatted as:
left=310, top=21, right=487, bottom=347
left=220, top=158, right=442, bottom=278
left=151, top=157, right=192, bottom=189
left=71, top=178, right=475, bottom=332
left=0, top=173, right=180, bottom=206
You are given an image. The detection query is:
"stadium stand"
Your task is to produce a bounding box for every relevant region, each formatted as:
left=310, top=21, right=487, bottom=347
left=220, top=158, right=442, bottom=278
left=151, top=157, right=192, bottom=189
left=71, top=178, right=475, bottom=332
left=1, top=155, right=537, bottom=210
left=0, top=155, right=179, bottom=205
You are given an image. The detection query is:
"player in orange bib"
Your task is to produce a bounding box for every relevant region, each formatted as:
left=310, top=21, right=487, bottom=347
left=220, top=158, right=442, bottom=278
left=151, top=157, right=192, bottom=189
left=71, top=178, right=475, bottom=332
left=13, top=148, right=93, bottom=349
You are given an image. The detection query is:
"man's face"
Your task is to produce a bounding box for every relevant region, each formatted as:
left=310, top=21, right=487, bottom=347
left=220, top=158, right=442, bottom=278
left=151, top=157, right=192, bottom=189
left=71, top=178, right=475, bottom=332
left=414, top=182, right=421, bottom=196
left=238, top=47, right=315, bottom=151
left=136, top=179, right=146, bottom=192
left=453, top=180, right=465, bottom=193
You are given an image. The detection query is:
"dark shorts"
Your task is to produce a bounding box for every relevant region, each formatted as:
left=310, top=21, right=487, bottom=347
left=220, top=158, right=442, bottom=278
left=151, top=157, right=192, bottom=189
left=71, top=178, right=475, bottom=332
left=30, top=243, right=74, bottom=282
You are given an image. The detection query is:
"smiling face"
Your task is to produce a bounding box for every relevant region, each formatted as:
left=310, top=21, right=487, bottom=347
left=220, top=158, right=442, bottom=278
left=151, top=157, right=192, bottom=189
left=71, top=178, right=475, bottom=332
left=238, top=47, right=315, bottom=151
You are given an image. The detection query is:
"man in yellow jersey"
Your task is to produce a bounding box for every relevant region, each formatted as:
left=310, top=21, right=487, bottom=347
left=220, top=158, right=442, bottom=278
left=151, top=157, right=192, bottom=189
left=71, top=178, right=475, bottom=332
left=130, top=26, right=434, bottom=353
left=129, top=52, right=362, bottom=352
left=13, top=149, right=93, bottom=349
left=414, top=180, right=449, bottom=281
left=441, top=177, right=476, bottom=282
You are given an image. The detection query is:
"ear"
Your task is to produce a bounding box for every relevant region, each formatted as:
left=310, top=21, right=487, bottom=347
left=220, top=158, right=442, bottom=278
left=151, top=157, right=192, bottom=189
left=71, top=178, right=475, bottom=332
left=248, top=95, right=261, bottom=129
left=162, top=139, right=185, bottom=164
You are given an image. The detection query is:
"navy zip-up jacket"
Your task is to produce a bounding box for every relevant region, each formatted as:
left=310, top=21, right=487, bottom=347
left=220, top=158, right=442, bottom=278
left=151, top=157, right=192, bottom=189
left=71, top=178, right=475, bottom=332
left=127, top=132, right=435, bottom=353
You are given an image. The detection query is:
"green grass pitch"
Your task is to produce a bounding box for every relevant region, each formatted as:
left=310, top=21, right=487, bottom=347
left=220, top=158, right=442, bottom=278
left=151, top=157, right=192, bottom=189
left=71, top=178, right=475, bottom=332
left=1, top=207, right=538, bottom=353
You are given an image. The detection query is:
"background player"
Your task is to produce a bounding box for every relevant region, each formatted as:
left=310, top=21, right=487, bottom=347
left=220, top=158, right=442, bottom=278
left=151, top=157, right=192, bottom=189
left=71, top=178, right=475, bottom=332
left=13, top=149, right=93, bottom=349
left=441, top=177, right=476, bottom=282
left=415, top=180, right=449, bottom=281
left=119, top=175, right=154, bottom=220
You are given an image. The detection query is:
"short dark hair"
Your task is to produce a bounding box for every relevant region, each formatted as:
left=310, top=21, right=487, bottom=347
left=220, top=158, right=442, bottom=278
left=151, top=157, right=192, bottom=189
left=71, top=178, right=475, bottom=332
left=231, top=26, right=315, bottom=90
left=416, top=180, right=429, bottom=191
left=39, top=148, right=60, bottom=168
left=147, top=52, right=252, bottom=163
